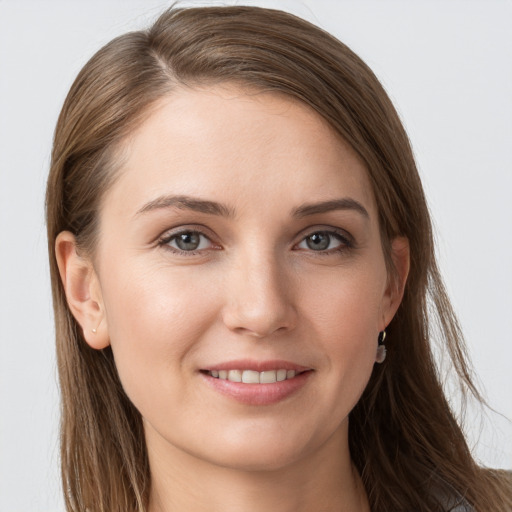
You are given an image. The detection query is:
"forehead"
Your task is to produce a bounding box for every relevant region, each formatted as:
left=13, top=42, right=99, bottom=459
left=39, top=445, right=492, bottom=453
left=103, top=84, right=376, bottom=220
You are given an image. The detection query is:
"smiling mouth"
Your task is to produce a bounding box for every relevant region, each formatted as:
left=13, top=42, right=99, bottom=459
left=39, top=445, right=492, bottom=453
left=201, top=369, right=309, bottom=384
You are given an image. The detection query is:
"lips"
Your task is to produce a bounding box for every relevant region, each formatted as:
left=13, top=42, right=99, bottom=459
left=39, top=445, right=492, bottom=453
left=199, top=359, right=313, bottom=405
left=205, top=368, right=301, bottom=383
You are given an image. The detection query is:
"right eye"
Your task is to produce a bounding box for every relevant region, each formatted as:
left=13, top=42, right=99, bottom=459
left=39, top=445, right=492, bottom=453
left=160, top=230, right=213, bottom=253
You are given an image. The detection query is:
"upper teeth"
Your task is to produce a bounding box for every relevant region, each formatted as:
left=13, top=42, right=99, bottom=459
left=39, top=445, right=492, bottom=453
left=209, top=369, right=297, bottom=383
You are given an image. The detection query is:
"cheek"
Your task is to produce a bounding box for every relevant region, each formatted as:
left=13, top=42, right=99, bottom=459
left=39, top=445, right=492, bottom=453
left=303, top=258, right=386, bottom=345
left=99, top=258, right=222, bottom=407
left=301, top=260, right=386, bottom=395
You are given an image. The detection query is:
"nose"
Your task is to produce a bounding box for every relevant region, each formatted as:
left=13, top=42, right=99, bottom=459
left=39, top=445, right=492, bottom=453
left=221, top=251, right=298, bottom=338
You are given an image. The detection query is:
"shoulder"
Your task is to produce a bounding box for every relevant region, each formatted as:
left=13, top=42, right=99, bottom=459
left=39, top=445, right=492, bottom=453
left=430, top=481, right=474, bottom=512
left=432, top=469, right=512, bottom=511
left=446, top=499, right=474, bottom=512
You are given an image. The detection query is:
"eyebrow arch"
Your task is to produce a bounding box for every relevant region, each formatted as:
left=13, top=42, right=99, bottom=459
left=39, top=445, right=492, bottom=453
left=292, top=198, right=369, bottom=219
left=136, top=194, right=368, bottom=220
left=136, top=194, right=234, bottom=217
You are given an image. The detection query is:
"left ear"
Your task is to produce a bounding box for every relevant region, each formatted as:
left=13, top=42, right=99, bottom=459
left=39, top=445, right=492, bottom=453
left=380, top=236, right=410, bottom=329
left=55, top=231, right=110, bottom=350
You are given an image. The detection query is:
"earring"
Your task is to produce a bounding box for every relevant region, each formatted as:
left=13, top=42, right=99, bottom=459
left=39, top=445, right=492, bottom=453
left=376, top=330, right=387, bottom=363
left=91, top=328, right=97, bottom=334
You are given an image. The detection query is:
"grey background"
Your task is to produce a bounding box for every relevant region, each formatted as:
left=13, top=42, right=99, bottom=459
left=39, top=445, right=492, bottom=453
left=1, top=1, right=511, bottom=510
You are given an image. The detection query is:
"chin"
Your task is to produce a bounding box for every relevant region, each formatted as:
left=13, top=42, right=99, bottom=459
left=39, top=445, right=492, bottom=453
left=193, top=423, right=326, bottom=473
left=210, top=446, right=304, bottom=473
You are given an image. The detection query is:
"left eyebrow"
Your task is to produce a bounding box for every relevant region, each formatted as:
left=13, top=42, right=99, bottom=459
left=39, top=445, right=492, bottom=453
left=292, top=198, right=370, bottom=219
left=135, top=194, right=234, bottom=218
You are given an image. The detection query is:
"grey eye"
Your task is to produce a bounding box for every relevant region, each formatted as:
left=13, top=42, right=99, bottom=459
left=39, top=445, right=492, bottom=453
left=298, top=232, right=343, bottom=251
left=168, top=231, right=210, bottom=251
left=176, top=232, right=200, bottom=251
left=306, top=232, right=330, bottom=250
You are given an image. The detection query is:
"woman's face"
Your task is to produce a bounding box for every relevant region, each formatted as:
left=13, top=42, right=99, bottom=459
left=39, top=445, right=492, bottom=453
left=84, top=85, right=405, bottom=471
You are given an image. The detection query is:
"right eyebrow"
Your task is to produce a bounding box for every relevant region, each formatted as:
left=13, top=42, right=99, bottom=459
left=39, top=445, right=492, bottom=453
left=135, top=194, right=234, bottom=218
left=292, top=198, right=370, bottom=220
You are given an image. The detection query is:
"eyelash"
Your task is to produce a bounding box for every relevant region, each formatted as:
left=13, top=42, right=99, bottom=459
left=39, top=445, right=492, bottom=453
left=295, top=229, right=353, bottom=255
left=157, top=227, right=354, bottom=256
left=158, top=228, right=218, bottom=255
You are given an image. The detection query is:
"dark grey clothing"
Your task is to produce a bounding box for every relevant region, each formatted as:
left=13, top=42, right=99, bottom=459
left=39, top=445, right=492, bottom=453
left=447, top=499, right=473, bottom=512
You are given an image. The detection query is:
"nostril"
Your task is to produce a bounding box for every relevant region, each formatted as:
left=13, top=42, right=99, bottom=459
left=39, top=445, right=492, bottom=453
left=222, top=301, right=298, bottom=338
left=231, top=324, right=289, bottom=339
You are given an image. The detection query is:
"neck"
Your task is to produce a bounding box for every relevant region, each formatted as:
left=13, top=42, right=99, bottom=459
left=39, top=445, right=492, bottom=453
left=146, top=422, right=370, bottom=512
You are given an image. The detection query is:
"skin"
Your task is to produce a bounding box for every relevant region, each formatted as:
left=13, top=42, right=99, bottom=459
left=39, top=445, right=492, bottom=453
left=57, top=85, right=409, bottom=512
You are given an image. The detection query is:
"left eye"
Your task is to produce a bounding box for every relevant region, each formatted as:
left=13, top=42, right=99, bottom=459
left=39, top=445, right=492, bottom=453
left=165, top=231, right=212, bottom=252
left=297, top=231, right=345, bottom=251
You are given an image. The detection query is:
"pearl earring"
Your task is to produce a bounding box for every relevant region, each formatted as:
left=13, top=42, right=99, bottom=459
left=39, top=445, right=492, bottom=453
left=376, top=330, right=387, bottom=363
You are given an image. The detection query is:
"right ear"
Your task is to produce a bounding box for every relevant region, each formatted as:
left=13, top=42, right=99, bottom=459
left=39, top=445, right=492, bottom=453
left=55, top=231, right=109, bottom=350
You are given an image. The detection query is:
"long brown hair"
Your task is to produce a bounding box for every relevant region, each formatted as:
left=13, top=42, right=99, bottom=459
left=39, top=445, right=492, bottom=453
left=46, top=6, right=511, bottom=511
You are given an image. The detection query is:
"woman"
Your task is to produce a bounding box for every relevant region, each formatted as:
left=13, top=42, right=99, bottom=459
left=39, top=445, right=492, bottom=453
left=46, top=5, right=511, bottom=512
